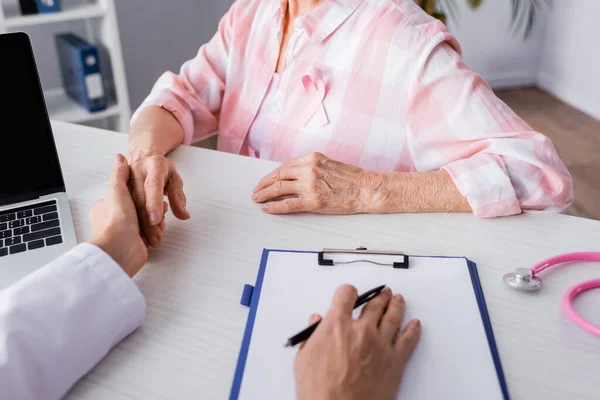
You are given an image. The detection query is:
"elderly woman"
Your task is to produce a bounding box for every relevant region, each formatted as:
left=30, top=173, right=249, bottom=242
left=128, top=0, right=572, bottom=247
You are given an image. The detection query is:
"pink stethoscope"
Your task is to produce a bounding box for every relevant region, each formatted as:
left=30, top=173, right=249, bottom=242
left=503, top=252, right=600, bottom=336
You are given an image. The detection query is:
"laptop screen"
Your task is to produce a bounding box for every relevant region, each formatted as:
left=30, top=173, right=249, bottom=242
left=0, top=33, right=65, bottom=206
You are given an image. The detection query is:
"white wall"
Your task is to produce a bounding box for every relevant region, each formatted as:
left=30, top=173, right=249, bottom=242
left=114, top=0, right=234, bottom=109
left=446, top=0, right=547, bottom=88
left=537, top=0, right=600, bottom=120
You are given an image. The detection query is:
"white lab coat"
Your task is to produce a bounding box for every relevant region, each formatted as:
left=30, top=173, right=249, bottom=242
left=0, top=243, right=146, bottom=400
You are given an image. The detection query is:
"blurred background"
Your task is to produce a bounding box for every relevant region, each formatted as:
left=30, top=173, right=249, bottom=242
left=0, top=0, right=598, bottom=220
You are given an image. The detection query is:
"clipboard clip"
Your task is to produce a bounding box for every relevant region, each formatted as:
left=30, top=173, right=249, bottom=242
left=318, top=247, right=409, bottom=269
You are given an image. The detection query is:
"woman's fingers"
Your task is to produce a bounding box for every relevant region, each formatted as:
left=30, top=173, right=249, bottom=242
left=144, top=159, right=170, bottom=226
left=129, top=165, right=157, bottom=243
left=253, top=162, right=301, bottom=194
left=380, top=294, right=406, bottom=344
left=165, top=166, right=190, bottom=220
left=140, top=213, right=162, bottom=248
left=359, top=287, right=392, bottom=326
left=394, top=320, right=422, bottom=366
left=130, top=168, right=147, bottom=212
left=158, top=201, right=168, bottom=232
left=261, top=197, right=307, bottom=214
left=129, top=155, right=189, bottom=248
left=253, top=180, right=303, bottom=203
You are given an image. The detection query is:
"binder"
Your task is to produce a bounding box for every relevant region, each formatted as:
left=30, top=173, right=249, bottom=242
left=231, top=248, right=510, bottom=400
left=19, top=0, right=62, bottom=15
left=55, top=33, right=107, bottom=113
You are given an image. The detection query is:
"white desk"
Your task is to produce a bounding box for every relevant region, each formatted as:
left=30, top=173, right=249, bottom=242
left=52, top=121, right=600, bottom=400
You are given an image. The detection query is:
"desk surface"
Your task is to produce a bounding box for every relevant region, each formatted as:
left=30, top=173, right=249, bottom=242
left=53, top=121, right=600, bottom=400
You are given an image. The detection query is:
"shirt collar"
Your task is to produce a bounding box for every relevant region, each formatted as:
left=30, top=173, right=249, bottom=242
left=275, top=0, right=365, bottom=42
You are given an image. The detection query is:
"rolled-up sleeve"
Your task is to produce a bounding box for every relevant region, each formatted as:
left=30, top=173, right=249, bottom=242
left=131, top=2, right=237, bottom=145
left=406, top=33, right=573, bottom=218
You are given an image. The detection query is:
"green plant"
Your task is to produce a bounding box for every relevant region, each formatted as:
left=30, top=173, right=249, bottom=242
left=416, top=0, right=552, bottom=39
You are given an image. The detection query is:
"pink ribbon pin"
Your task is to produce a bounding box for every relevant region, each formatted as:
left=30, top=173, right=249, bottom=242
left=301, top=67, right=329, bottom=128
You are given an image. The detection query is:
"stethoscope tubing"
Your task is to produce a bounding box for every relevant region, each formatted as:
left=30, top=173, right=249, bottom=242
left=562, top=278, right=600, bottom=337
left=528, top=252, right=600, bottom=337
left=531, top=252, right=600, bottom=274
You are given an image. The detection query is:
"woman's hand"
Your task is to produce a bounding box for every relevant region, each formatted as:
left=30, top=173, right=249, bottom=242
left=89, top=154, right=162, bottom=277
left=252, top=153, right=383, bottom=215
left=126, top=149, right=190, bottom=248
left=294, top=285, right=421, bottom=400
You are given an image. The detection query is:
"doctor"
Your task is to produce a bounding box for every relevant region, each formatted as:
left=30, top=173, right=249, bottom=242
left=0, top=154, right=421, bottom=399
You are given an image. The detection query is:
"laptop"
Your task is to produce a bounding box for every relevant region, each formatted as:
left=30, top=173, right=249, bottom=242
left=0, top=32, right=77, bottom=289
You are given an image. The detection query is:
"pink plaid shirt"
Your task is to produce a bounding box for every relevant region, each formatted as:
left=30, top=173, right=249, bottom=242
left=133, top=0, right=573, bottom=218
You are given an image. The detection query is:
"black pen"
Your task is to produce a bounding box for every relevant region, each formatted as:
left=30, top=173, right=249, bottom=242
left=284, top=285, right=387, bottom=348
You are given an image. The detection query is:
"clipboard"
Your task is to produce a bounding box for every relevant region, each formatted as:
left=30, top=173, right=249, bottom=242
left=231, top=249, right=510, bottom=400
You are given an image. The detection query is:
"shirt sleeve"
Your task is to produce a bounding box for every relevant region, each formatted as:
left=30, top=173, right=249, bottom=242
left=130, top=2, right=238, bottom=145
left=0, top=243, right=146, bottom=400
left=405, top=32, right=573, bottom=218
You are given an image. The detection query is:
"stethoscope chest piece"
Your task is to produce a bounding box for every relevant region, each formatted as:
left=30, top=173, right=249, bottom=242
left=503, top=268, right=542, bottom=291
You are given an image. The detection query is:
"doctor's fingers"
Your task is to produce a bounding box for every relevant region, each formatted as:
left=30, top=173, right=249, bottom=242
left=106, top=154, right=131, bottom=196
left=299, top=313, right=323, bottom=350
left=327, top=284, right=358, bottom=321
left=379, top=294, right=406, bottom=344
left=89, top=198, right=105, bottom=222
left=394, top=320, right=421, bottom=367
left=358, top=286, right=392, bottom=327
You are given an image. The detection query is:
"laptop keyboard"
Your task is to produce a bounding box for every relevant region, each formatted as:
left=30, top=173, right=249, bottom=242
left=0, top=200, right=63, bottom=258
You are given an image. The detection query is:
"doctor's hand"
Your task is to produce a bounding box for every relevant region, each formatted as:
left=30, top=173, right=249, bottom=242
left=252, top=152, right=381, bottom=215
left=294, top=285, right=421, bottom=400
left=89, top=154, right=163, bottom=277
left=126, top=149, right=190, bottom=249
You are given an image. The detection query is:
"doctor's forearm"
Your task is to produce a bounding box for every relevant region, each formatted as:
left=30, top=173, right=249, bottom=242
left=128, top=106, right=185, bottom=159
left=0, top=244, right=145, bottom=400
left=366, top=170, right=472, bottom=214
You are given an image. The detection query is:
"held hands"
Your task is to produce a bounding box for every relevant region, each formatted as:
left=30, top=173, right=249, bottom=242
left=295, top=285, right=421, bottom=400
left=253, top=152, right=383, bottom=215
left=126, top=149, right=190, bottom=248
left=88, top=154, right=167, bottom=277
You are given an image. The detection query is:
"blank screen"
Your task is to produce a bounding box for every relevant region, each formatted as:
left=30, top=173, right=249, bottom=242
left=0, top=33, right=64, bottom=205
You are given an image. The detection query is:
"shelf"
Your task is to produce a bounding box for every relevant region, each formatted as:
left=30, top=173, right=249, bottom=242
left=3, top=2, right=105, bottom=28
left=0, top=0, right=132, bottom=132
left=44, top=89, right=122, bottom=124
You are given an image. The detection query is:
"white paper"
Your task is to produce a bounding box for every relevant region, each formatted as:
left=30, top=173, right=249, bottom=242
left=238, top=251, right=504, bottom=400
